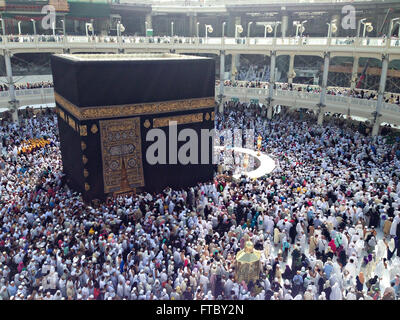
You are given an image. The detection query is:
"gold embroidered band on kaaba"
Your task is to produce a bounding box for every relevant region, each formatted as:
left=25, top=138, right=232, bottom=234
left=54, top=91, right=215, bottom=121
left=153, top=113, right=204, bottom=128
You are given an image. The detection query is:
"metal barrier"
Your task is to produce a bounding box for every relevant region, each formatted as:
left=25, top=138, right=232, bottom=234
left=0, top=36, right=398, bottom=60
left=2, top=85, right=399, bottom=125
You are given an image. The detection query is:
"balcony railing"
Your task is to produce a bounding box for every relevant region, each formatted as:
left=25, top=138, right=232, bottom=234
left=0, top=35, right=398, bottom=50
left=118, top=0, right=389, bottom=6
left=0, top=86, right=399, bottom=125
left=216, top=85, right=400, bottom=119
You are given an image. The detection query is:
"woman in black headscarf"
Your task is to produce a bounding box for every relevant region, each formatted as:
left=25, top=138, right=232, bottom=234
left=282, top=265, right=293, bottom=280
left=213, top=274, right=223, bottom=298
left=366, top=275, right=379, bottom=292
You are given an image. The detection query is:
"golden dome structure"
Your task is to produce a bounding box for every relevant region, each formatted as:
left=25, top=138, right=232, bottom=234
left=235, top=241, right=261, bottom=284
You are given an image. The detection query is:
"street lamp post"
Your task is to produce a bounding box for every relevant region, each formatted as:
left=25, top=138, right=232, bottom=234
left=145, top=21, right=148, bottom=37
left=222, top=21, right=226, bottom=38
left=247, top=21, right=252, bottom=38
left=85, top=23, right=94, bottom=37
left=357, top=18, right=366, bottom=38
left=171, top=21, right=174, bottom=37
left=389, top=17, right=400, bottom=37
left=362, top=22, right=373, bottom=38
left=116, top=21, right=124, bottom=44
left=300, top=20, right=307, bottom=37
left=293, top=21, right=299, bottom=37
left=18, top=21, right=21, bottom=36
left=326, top=19, right=337, bottom=38
left=60, top=19, right=66, bottom=36
left=264, top=24, right=272, bottom=38
left=205, top=24, right=213, bottom=42
left=274, top=21, right=281, bottom=39
left=30, top=19, right=36, bottom=36
left=0, top=18, right=5, bottom=36
left=196, top=22, right=199, bottom=39
left=235, top=24, right=243, bottom=38
left=265, top=22, right=281, bottom=39
left=397, top=22, right=400, bottom=38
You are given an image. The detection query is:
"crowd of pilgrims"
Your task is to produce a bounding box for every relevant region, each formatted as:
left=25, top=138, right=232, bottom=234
left=1, top=103, right=400, bottom=300
left=216, top=80, right=400, bottom=105
left=0, top=81, right=53, bottom=92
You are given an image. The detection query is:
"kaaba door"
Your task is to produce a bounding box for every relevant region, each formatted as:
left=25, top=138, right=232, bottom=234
left=99, top=117, right=145, bottom=196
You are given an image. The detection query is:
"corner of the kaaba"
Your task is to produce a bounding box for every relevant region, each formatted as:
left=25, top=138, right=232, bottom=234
left=55, top=105, right=85, bottom=198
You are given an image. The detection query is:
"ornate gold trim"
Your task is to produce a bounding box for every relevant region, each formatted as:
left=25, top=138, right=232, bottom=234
left=54, top=92, right=215, bottom=121
left=82, top=155, right=88, bottom=165
left=68, top=117, right=75, bottom=130
left=83, top=169, right=89, bottom=178
left=84, top=183, right=90, bottom=191
left=143, top=119, right=151, bottom=128
left=211, top=112, right=215, bottom=120
left=91, top=124, right=98, bottom=134
left=153, top=113, right=204, bottom=128
left=55, top=93, right=81, bottom=119
left=81, top=141, right=87, bottom=151
left=205, top=113, right=210, bottom=120
left=80, top=125, right=87, bottom=136
left=56, top=107, right=65, bottom=121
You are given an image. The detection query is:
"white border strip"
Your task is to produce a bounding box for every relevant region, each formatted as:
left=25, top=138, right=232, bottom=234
left=215, top=146, right=276, bottom=179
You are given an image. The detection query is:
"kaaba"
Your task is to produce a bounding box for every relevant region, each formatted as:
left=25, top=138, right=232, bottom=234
left=51, top=53, right=215, bottom=202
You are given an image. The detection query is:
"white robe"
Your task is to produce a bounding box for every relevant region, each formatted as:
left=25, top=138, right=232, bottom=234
left=330, top=283, right=342, bottom=300
left=375, top=239, right=387, bottom=261
left=374, top=260, right=385, bottom=278
left=355, top=239, right=364, bottom=257
left=341, top=232, right=349, bottom=251
left=388, top=238, right=396, bottom=252
left=389, top=257, right=400, bottom=279
left=390, top=216, right=400, bottom=236
left=346, top=292, right=356, bottom=300
left=344, top=261, right=357, bottom=279
left=299, top=234, right=307, bottom=253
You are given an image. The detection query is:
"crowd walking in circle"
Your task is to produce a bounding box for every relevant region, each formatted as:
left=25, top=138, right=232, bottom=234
left=0, top=104, right=400, bottom=300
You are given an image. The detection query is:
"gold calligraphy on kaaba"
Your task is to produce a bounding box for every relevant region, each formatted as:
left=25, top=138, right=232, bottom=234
left=99, top=117, right=145, bottom=194
left=91, top=124, right=98, bottom=134
left=153, top=113, right=204, bottom=128
left=56, top=106, right=79, bottom=133
left=80, top=125, right=87, bottom=136
left=57, top=107, right=65, bottom=121
left=54, top=92, right=215, bottom=121
left=68, top=117, right=76, bottom=131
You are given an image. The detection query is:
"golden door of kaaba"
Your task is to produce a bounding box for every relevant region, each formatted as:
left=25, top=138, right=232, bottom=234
left=99, top=117, right=145, bottom=195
